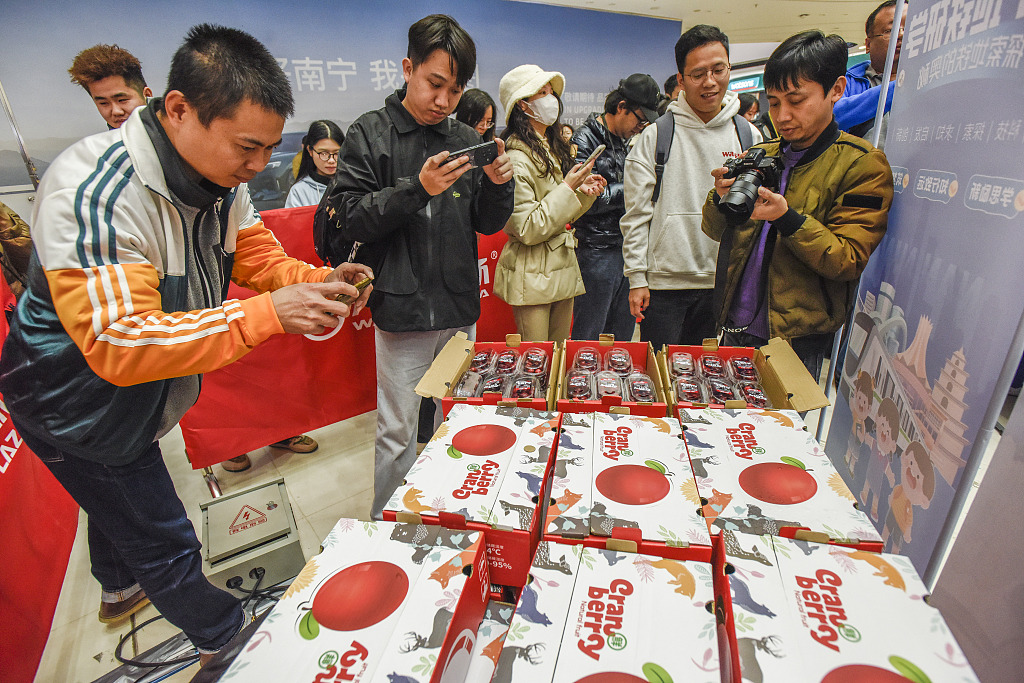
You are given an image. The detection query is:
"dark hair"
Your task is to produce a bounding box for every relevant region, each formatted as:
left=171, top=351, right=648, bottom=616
left=501, top=94, right=573, bottom=180
left=738, top=92, right=759, bottom=116
left=454, top=88, right=496, bottom=141
left=904, top=441, right=935, bottom=499
left=408, top=14, right=476, bottom=88
left=763, top=30, right=847, bottom=95
left=675, top=25, right=730, bottom=74
left=656, top=94, right=671, bottom=116
left=663, top=73, right=679, bottom=95
left=602, top=88, right=644, bottom=117
left=165, top=24, right=293, bottom=126
left=854, top=370, right=874, bottom=398
left=296, top=120, right=345, bottom=180
left=69, top=44, right=148, bottom=95
left=866, top=0, right=898, bottom=36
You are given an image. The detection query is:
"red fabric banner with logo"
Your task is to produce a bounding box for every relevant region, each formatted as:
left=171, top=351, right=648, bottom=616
left=179, top=207, right=516, bottom=468
left=0, top=279, right=79, bottom=683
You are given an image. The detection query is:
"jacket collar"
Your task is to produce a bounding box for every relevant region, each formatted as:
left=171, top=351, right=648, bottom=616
left=781, top=120, right=840, bottom=167
left=385, top=88, right=454, bottom=136
left=583, top=112, right=626, bottom=149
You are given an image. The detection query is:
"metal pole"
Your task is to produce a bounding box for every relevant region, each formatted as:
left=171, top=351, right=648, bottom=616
left=815, top=326, right=845, bottom=443
left=923, top=306, right=1024, bottom=589
left=870, top=0, right=906, bottom=149
left=0, top=76, right=39, bottom=190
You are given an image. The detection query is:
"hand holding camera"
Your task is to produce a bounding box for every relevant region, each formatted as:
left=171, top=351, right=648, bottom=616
left=713, top=148, right=787, bottom=225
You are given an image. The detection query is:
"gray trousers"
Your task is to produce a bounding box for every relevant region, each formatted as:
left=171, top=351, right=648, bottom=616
left=372, top=324, right=475, bottom=519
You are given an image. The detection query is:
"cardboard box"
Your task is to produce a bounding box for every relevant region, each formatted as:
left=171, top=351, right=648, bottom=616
left=222, top=518, right=489, bottom=683
left=544, top=412, right=713, bottom=562
left=417, top=333, right=561, bottom=417
left=714, top=534, right=980, bottom=683
left=684, top=408, right=883, bottom=551
left=464, top=600, right=515, bottom=683
left=493, top=539, right=722, bottom=682
left=659, top=338, right=830, bottom=417
left=557, top=336, right=669, bottom=417
left=384, top=405, right=561, bottom=588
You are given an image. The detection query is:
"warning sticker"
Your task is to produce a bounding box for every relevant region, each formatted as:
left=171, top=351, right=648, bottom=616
left=230, top=504, right=268, bottom=535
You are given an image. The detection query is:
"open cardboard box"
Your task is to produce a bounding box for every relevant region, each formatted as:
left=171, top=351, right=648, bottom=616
left=713, top=533, right=980, bottom=683
left=493, top=538, right=723, bottom=682
left=464, top=600, right=515, bottom=683
left=222, top=518, right=490, bottom=683
left=416, top=333, right=561, bottom=417
left=557, top=335, right=670, bottom=417
left=383, top=405, right=561, bottom=590
left=659, top=338, right=830, bottom=417
left=543, top=411, right=713, bottom=563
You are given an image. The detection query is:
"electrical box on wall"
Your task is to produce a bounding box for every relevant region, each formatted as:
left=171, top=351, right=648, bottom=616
left=200, top=477, right=306, bottom=598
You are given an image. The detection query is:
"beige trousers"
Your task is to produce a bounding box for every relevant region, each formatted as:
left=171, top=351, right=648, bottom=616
left=512, top=298, right=574, bottom=342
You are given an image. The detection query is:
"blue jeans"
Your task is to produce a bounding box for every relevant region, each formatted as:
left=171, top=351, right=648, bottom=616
left=21, top=429, right=243, bottom=651
left=572, top=246, right=635, bottom=342
left=639, top=288, right=715, bottom=352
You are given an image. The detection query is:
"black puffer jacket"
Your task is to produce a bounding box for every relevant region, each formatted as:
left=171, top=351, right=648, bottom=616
left=571, top=113, right=629, bottom=249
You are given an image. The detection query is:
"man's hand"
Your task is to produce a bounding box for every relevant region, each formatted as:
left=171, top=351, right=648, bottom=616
left=711, top=167, right=734, bottom=198
left=578, top=173, right=608, bottom=197
left=325, top=262, right=374, bottom=316
left=482, top=137, right=513, bottom=185
left=271, top=282, right=358, bottom=335
left=629, top=286, right=650, bottom=320
left=749, top=186, right=789, bottom=222
left=420, top=150, right=474, bottom=196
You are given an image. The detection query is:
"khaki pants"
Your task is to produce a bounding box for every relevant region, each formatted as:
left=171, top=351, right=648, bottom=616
left=512, top=298, right=574, bottom=342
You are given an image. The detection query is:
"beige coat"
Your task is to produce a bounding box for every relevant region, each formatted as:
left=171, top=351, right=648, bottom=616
left=493, top=138, right=596, bottom=306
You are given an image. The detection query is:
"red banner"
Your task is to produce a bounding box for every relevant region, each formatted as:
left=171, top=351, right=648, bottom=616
left=0, top=279, right=79, bottom=683
left=476, top=230, right=516, bottom=342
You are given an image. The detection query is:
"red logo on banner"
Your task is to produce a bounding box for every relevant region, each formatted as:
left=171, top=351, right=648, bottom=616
left=229, top=505, right=268, bottom=535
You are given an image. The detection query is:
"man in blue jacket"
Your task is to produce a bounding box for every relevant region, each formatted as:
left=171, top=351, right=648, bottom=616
left=834, top=1, right=905, bottom=144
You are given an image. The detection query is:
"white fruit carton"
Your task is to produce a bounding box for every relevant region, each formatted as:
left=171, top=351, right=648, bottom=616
left=718, top=534, right=979, bottom=682
left=684, top=408, right=882, bottom=549
left=463, top=600, right=515, bottom=683
left=221, top=519, right=489, bottom=683
left=493, top=540, right=723, bottom=682
left=542, top=411, right=595, bottom=540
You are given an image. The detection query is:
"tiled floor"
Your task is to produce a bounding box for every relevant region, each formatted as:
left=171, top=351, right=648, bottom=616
left=33, top=411, right=377, bottom=683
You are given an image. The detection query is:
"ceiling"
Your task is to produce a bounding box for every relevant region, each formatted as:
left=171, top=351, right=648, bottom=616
left=511, top=0, right=880, bottom=46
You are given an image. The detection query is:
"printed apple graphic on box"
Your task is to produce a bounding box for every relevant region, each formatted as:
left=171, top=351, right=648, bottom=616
left=447, top=424, right=518, bottom=459
left=438, top=629, right=477, bottom=683
left=574, top=662, right=673, bottom=682
left=297, top=561, right=409, bottom=639
left=822, top=656, right=933, bottom=683
left=738, top=457, right=817, bottom=505
left=596, top=464, right=671, bottom=505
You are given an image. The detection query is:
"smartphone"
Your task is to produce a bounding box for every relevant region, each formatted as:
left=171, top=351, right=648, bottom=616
left=335, top=276, right=374, bottom=304
left=443, top=140, right=499, bottom=169
left=582, top=144, right=606, bottom=168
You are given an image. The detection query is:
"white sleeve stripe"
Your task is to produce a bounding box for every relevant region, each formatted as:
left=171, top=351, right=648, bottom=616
left=97, top=322, right=232, bottom=346
left=100, top=310, right=246, bottom=340
left=86, top=268, right=104, bottom=337
left=119, top=301, right=242, bottom=326
left=98, top=265, right=118, bottom=329
left=113, top=264, right=134, bottom=317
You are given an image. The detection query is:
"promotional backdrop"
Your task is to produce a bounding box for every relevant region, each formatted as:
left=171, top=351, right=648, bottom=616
left=824, top=0, right=1024, bottom=576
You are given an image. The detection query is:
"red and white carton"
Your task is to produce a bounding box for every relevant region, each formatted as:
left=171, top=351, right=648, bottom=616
left=542, top=412, right=595, bottom=541
left=384, top=405, right=561, bottom=587
left=222, top=518, right=489, bottom=683
left=684, top=408, right=883, bottom=550
left=463, top=600, right=515, bottom=683
left=493, top=539, right=722, bottom=682
left=557, top=337, right=670, bottom=417
left=715, top=534, right=980, bottom=682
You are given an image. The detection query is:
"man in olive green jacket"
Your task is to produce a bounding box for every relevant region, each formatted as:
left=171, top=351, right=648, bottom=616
left=702, top=30, right=894, bottom=380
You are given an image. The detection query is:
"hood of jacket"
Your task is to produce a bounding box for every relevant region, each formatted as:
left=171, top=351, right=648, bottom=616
left=668, top=89, right=742, bottom=130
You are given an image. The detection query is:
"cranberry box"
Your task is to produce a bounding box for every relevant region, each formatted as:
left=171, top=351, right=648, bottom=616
left=383, top=405, right=561, bottom=587
left=557, top=336, right=670, bottom=417
left=714, top=534, right=980, bottom=682
left=492, top=539, right=722, bottom=683
left=684, top=408, right=883, bottom=550
left=221, top=518, right=489, bottom=683
left=416, top=333, right=561, bottom=417
left=544, top=412, right=713, bottom=562
left=463, top=600, right=515, bottom=683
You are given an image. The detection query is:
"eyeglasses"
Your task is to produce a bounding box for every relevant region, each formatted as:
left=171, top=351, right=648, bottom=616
left=630, top=109, right=649, bottom=126
left=478, top=119, right=495, bottom=130
left=314, top=150, right=339, bottom=161
left=870, top=26, right=904, bottom=39
left=685, top=64, right=731, bottom=83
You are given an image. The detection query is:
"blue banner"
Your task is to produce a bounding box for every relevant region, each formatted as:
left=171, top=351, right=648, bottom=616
left=825, top=0, right=1024, bottom=575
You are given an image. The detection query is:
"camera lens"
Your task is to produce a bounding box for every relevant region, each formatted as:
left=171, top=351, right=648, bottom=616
left=719, top=171, right=764, bottom=223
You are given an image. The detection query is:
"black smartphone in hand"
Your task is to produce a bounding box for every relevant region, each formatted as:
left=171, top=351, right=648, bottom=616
left=443, top=140, right=498, bottom=169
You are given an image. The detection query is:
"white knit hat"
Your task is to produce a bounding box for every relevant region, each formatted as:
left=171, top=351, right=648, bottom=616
left=498, top=64, right=566, bottom=124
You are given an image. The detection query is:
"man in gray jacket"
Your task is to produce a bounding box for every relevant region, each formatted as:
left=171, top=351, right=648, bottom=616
left=621, top=25, right=761, bottom=350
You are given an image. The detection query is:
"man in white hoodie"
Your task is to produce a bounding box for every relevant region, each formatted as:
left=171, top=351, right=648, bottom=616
left=621, top=25, right=761, bottom=350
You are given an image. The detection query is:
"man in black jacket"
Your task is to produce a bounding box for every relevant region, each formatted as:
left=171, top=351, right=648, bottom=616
left=332, top=15, right=514, bottom=518
left=570, top=74, right=660, bottom=341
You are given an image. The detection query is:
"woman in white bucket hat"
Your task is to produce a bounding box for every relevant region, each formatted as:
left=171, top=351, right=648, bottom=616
left=493, top=64, right=606, bottom=342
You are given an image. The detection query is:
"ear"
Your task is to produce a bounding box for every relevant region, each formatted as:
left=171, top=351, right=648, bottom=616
left=401, top=57, right=414, bottom=84
left=142, top=86, right=153, bottom=99
left=828, top=76, right=847, bottom=104
left=517, top=99, right=529, bottom=112
left=161, top=90, right=191, bottom=130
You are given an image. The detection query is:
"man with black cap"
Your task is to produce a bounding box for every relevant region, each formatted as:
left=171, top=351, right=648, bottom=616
left=570, top=74, right=660, bottom=342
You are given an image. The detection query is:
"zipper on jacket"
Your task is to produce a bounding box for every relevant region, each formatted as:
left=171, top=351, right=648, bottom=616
left=423, top=128, right=436, bottom=328
left=193, top=207, right=217, bottom=309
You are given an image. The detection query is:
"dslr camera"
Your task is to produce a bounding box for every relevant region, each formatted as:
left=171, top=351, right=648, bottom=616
left=717, top=148, right=784, bottom=225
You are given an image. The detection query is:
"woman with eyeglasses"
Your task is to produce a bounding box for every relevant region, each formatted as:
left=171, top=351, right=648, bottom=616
left=493, top=64, right=606, bottom=342
left=285, top=119, right=345, bottom=208
left=454, top=89, right=497, bottom=141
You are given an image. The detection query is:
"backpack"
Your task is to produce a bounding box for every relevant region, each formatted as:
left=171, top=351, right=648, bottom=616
left=312, top=177, right=388, bottom=273
left=651, top=112, right=754, bottom=204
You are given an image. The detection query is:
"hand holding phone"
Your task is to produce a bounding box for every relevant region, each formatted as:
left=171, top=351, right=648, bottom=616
left=442, top=140, right=499, bottom=169
left=582, top=144, right=606, bottom=168
left=335, top=276, right=374, bottom=304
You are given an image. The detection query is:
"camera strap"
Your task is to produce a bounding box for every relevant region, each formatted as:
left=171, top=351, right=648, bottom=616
left=652, top=113, right=754, bottom=204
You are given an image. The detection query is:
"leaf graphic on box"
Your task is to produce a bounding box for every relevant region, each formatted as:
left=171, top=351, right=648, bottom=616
left=499, top=607, right=513, bottom=620
left=430, top=424, right=450, bottom=442
left=734, top=612, right=756, bottom=633
left=828, top=472, right=856, bottom=501
left=282, top=557, right=319, bottom=599
left=680, top=478, right=702, bottom=505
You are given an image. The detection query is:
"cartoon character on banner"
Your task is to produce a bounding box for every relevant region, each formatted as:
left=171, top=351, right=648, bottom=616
left=861, top=397, right=900, bottom=522
left=845, top=371, right=875, bottom=478
left=882, top=440, right=935, bottom=554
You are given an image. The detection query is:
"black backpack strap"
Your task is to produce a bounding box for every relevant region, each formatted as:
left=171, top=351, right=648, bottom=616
left=733, top=114, right=753, bottom=152
left=651, top=111, right=675, bottom=204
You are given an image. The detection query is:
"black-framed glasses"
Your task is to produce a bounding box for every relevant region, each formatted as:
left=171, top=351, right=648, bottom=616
left=314, top=150, right=339, bottom=161
left=685, top=64, right=731, bottom=83
left=630, top=109, right=649, bottom=126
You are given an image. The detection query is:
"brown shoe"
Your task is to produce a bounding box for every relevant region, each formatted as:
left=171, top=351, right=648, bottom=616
left=270, top=435, right=318, bottom=453
left=98, top=589, right=150, bottom=624
left=222, top=454, right=252, bottom=472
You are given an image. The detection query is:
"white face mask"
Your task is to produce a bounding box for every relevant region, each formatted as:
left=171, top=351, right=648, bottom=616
left=524, top=93, right=560, bottom=127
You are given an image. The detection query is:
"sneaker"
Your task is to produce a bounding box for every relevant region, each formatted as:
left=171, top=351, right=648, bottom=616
left=99, top=589, right=150, bottom=624
left=270, top=435, right=319, bottom=453
left=222, top=454, right=252, bottom=472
